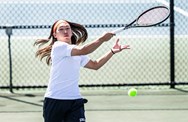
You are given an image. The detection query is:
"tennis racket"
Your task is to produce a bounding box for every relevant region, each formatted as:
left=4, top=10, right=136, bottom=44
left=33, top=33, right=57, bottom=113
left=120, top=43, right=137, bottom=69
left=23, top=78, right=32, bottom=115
left=112, top=6, right=170, bottom=34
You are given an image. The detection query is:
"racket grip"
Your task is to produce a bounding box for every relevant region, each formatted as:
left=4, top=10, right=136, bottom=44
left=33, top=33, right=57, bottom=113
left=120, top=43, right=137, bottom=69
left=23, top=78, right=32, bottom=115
left=111, top=27, right=125, bottom=34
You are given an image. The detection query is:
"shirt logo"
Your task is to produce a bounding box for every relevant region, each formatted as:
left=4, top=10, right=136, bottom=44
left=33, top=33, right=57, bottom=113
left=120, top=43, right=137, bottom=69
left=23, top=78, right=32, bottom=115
left=80, top=118, right=85, bottom=122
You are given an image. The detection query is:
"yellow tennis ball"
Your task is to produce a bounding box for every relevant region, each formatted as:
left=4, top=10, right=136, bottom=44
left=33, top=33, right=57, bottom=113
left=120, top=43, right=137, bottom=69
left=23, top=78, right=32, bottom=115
left=128, top=88, right=137, bottom=97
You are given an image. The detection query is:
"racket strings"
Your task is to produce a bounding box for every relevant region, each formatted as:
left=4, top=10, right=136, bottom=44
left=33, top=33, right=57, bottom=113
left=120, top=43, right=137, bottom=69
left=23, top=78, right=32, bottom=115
left=137, top=8, right=169, bottom=26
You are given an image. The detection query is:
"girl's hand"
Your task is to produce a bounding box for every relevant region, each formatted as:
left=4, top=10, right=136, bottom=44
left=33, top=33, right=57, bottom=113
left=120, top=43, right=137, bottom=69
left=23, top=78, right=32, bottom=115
left=111, top=39, right=130, bottom=54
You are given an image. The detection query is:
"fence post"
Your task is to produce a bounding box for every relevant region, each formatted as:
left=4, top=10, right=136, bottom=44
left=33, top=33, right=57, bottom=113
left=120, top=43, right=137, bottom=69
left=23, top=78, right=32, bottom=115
left=5, top=26, right=13, bottom=93
left=170, top=0, right=175, bottom=88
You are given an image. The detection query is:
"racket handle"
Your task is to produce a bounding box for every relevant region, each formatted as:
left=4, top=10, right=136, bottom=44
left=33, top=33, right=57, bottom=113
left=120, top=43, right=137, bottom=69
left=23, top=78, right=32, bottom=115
left=111, top=27, right=125, bottom=34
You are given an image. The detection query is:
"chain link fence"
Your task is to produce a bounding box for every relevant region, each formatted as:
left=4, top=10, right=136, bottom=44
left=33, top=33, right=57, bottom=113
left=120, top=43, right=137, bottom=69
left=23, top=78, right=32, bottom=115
left=0, top=0, right=188, bottom=91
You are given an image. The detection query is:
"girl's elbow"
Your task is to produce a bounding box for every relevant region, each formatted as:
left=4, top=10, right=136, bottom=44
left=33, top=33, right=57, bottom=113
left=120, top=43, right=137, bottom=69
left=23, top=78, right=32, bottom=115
left=93, top=67, right=100, bottom=70
left=91, top=64, right=100, bottom=70
left=85, top=60, right=101, bottom=70
left=93, top=64, right=101, bottom=70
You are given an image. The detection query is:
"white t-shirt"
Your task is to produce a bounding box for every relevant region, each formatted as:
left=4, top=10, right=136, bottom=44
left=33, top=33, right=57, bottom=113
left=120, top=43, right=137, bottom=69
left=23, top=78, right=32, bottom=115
left=44, top=41, right=90, bottom=100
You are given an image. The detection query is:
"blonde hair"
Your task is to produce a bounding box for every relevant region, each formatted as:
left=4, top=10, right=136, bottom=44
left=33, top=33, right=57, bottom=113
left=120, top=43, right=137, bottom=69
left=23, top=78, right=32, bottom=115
left=34, top=20, right=88, bottom=65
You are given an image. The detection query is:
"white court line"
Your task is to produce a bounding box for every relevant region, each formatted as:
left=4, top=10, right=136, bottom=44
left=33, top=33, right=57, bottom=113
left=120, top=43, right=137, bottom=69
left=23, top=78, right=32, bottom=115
left=156, top=0, right=188, bottom=17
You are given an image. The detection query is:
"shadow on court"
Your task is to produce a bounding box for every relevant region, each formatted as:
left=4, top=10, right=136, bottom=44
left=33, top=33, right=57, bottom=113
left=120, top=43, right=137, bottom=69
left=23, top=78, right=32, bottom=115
left=0, top=88, right=188, bottom=122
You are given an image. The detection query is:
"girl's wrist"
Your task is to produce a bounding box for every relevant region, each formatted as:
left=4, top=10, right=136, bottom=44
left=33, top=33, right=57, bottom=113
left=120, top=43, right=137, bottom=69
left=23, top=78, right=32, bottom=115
left=111, top=49, right=115, bottom=55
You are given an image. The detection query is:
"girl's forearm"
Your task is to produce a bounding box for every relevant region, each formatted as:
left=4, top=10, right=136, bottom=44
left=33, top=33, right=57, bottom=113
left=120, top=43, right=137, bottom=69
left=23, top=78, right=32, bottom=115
left=71, top=32, right=114, bottom=56
left=94, top=50, right=114, bottom=70
left=80, top=37, right=105, bottom=54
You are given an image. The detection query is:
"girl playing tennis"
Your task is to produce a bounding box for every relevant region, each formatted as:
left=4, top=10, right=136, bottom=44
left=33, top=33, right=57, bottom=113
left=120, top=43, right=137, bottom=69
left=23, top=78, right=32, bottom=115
left=34, top=20, right=130, bottom=122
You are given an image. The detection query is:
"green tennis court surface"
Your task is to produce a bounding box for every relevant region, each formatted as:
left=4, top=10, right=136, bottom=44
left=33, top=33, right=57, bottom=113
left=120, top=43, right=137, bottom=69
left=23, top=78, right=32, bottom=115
left=0, top=88, right=188, bottom=122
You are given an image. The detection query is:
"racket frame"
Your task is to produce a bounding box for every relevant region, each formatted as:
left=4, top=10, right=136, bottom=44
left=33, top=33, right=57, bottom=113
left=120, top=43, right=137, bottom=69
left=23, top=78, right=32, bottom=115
left=112, top=6, right=170, bottom=34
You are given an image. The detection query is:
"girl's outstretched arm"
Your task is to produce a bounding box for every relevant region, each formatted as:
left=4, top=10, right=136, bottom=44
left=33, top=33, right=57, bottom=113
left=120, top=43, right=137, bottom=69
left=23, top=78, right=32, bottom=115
left=84, top=39, right=130, bottom=70
left=71, top=32, right=114, bottom=56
